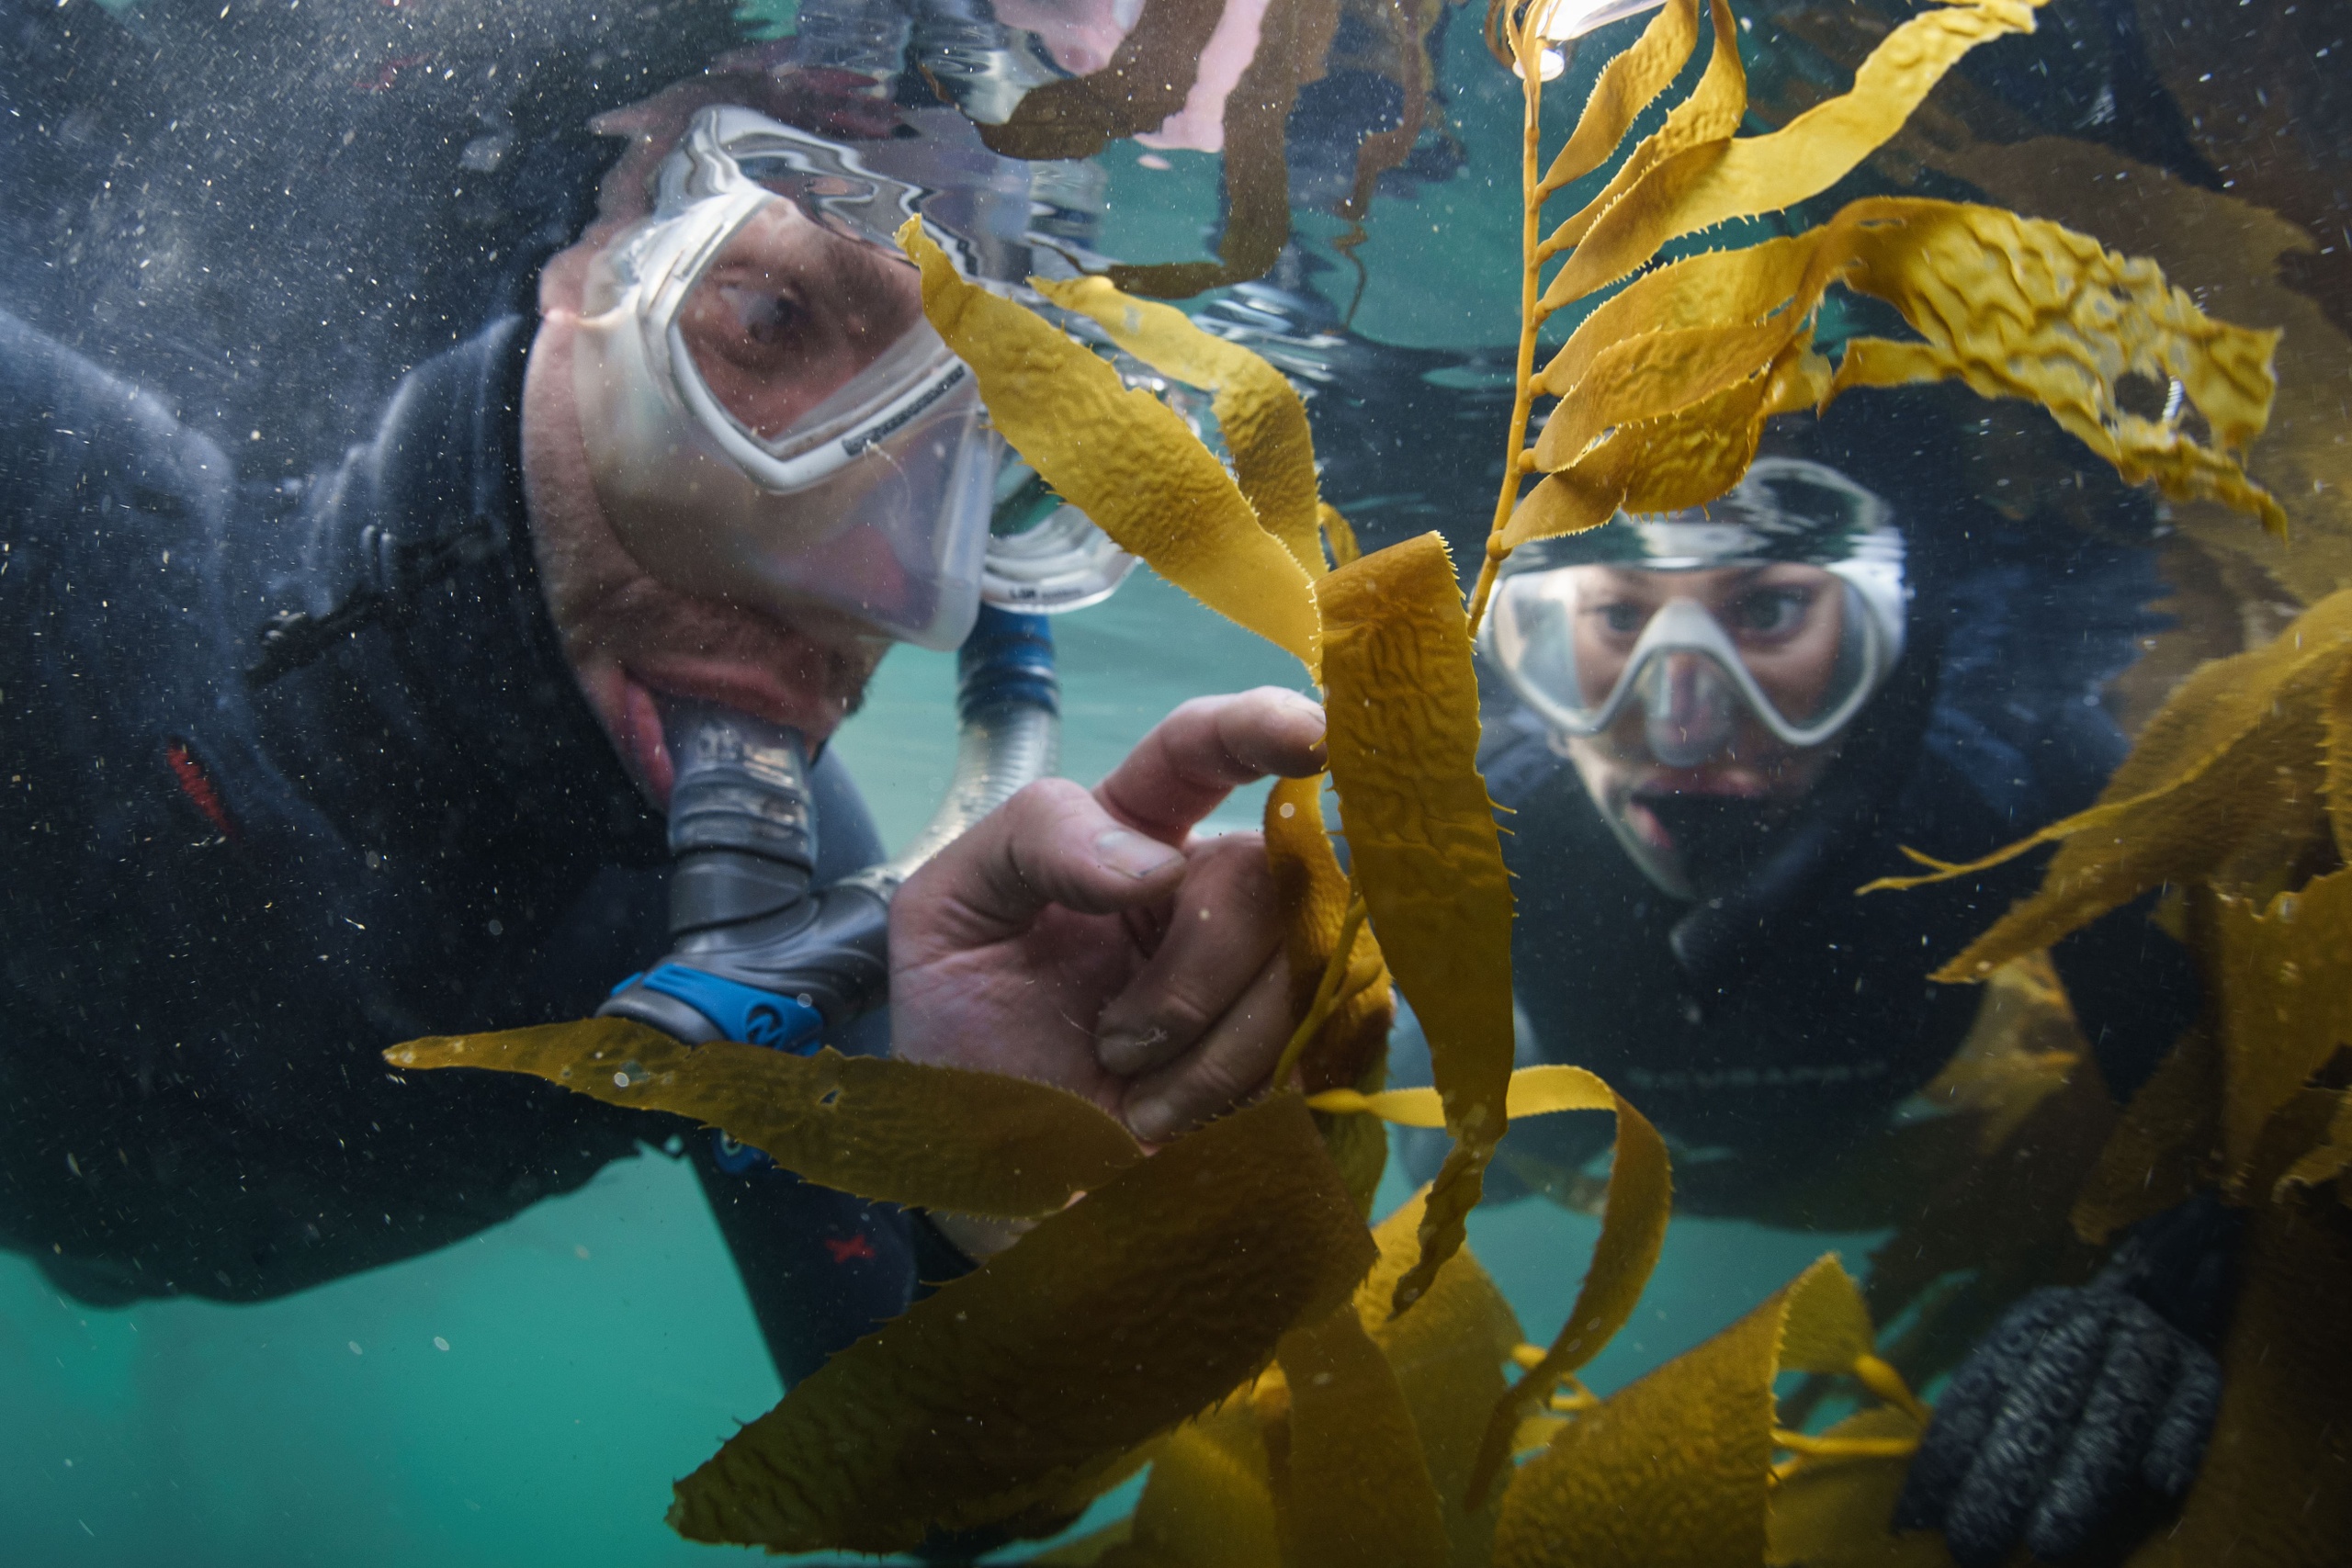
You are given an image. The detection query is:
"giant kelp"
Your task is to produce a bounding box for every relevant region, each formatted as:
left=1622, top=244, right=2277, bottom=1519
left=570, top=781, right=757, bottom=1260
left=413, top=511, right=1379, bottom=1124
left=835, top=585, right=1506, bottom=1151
left=1468, top=0, right=2283, bottom=629
left=381, top=0, right=2326, bottom=1558
left=907, top=223, right=1555, bottom=1317
left=1875, top=591, right=2352, bottom=1567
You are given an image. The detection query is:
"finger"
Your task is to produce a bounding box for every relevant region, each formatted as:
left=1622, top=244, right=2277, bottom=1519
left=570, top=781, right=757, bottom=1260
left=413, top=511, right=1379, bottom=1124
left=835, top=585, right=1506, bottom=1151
left=2142, top=1339, right=2221, bottom=1498
left=1121, top=950, right=1294, bottom=1144
left=2025, top=1309, right=2177, bottom=1562
left=1894, top=1288, right=2075, bottom=1532
left=895, top=776, right=1184, bottom=952
left=1094, top=688, right=1328, bottom=843
left=1942, top=1297, right=2117, bottom=1568
left=1093, top=834, right=1284, bottom=1077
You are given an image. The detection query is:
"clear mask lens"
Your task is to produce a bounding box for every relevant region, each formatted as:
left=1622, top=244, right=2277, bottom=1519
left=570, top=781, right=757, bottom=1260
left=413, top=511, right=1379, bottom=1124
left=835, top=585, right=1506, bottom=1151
left=572, top=106, right=1040, bottom=649
left=1484, top=562, right=1899, bottom=762
left=980, top=460, right=1139, bottom=614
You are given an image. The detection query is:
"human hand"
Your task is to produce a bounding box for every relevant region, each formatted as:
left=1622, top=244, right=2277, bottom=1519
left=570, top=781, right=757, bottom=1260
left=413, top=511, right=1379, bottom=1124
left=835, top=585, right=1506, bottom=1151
left=888, top=688, right=1329, bottom=1147
left=1893, top=1283, right=2220, bottom=1566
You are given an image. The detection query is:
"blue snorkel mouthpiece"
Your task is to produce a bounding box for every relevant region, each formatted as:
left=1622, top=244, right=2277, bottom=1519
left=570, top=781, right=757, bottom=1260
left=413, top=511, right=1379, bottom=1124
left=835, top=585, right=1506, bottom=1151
left=597, top=605, right=1060, bottom=1063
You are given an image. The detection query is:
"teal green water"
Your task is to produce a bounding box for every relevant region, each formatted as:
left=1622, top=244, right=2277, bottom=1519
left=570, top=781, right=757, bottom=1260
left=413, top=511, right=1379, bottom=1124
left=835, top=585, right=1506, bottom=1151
left=2, top=23, right=1876, bottom=1557
left=0, top=568, right=1874, bottom=1563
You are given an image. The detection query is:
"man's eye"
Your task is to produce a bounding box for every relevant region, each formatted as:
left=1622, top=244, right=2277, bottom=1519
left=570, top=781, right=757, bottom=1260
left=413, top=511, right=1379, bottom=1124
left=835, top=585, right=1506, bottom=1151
left=727, top=288, right=808, bottom=348
left=1597, top=603, right=1646, bottom=636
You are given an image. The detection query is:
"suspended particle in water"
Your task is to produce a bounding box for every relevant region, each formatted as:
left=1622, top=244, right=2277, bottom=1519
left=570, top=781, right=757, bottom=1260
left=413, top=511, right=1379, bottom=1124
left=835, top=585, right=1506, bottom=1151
left=434, top=1337, right=450, bottom=1352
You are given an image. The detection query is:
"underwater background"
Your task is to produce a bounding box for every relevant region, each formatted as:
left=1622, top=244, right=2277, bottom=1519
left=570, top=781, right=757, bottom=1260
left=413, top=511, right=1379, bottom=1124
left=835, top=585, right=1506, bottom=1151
left=7, top=0, right=2291, bottom=1555
left=0, top=563, right=1872, bottom=1565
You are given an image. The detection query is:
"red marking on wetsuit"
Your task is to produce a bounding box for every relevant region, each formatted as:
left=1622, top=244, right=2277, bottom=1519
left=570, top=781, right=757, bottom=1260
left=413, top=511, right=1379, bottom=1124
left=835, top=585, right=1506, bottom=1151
left=164, top=739, right=238, bottom=840
left=823, top=1235, right=877, bottom=1265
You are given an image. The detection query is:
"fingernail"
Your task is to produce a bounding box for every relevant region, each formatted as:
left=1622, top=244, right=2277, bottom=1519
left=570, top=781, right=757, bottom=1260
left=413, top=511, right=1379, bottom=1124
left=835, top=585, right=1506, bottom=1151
left=1277, top=690, right=1328, bottom=733
left=1097, top=1025, right=1169, bottom=1075
left=1095, top=829, right=1182, bottom=879
left=1125, top=1095, right=1179, bottom=1143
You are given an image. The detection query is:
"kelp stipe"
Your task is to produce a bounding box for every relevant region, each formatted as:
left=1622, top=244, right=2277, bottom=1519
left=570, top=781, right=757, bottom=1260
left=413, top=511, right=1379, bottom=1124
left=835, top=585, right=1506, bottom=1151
left=1468, top=0, right=2285, bottom=637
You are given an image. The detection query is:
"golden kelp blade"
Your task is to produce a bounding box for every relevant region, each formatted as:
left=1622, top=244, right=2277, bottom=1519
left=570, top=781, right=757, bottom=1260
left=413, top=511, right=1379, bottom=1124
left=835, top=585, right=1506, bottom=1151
left=1272, top=1304, right=1450, bottom=1568
left=1268, top=774, right=1395, bottom=1210
left=1826, top=201, right=2283, bottom=533
left=385, top=1020, right=1137, bottom=1219
left=1037, top=275, right=1327, bottom=580
left=1529, top=199, right=2281, bottom=536
left=1310, top=1063, right=1654, bottom=1127
left=1464, top=1070, right=1671, bottom=1507
left=1493, top=1265, right=1792, bottom=1568
left=1541, top=0, right=2045, bottom=310
left=901, top=223, right=1319, bottom=669
left=1531, top=0, right=1700, bottom=203
left=2209, top=866, right=2352, bottom=1182
left=1776, top=1254, right=1880, bottom=1378
left=1491, top=1257, right=1876, bottom=1568
left=2073, top=1019, right=2224, bottom=1247
left=1866, top=589, right=2352, bottom=978
left=2327, top=660, right=2352, bottom=861
left=1354, top=1191, right=1523, bottom=1567
left=1315, top=1070, right=1674, bottom=1510
left=1765, top=1407, right=1950, bottom=1568
left=1535, top=0, right=1746, bottom=274
left=1500, top=332, right=1826, bottom=555
left=1317, top=535, right=1514, bottom=1316
left=1117, top=1397, right=1285, bottom=1568
left=2274, top=1091, right=2352, bottom=1204
left=1318, top=503, right=1363, bottom=569
left=668, top=1095, right=1374, bottom=1554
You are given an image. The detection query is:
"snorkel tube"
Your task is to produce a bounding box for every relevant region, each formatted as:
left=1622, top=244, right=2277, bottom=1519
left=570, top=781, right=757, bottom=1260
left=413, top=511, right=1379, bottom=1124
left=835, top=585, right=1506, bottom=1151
left=598, top=604, right=1058, bottom=1051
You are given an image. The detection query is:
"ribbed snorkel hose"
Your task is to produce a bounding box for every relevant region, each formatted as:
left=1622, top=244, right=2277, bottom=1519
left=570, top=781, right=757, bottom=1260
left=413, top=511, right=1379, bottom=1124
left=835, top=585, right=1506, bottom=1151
left=598, top=605, right=1060, bottom=1050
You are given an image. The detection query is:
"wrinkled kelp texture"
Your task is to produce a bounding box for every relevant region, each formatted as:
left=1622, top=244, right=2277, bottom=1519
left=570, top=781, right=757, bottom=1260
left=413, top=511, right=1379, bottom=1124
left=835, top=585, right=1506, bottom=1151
left=386, top=1019, right=1138, bottom=1218
left=1311, top=1066, right=1672, bottom=1505
left=1492, top=1255, right=1933, bottom=1568
left=909, top=236, right=1543, bottom=1315
left=668, top=1093, right=1373, bottom=1553
left=1469, top=0, right=2283, bottom=629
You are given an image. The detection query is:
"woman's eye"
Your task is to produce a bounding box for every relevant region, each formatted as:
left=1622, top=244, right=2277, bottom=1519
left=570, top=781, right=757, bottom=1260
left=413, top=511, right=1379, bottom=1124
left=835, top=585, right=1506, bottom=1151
left=1731, top=588, right=1809, bottom=637
left=1597, top=603, right=1647, bottom=636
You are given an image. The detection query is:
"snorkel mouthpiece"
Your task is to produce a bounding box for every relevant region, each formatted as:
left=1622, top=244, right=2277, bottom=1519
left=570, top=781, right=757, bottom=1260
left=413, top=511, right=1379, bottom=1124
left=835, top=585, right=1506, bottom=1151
left=598, top=607, right=1062, bottom=1067
left=600, top=700, right=878, bottom=1053
left=661, top=699, right=817, bottom=935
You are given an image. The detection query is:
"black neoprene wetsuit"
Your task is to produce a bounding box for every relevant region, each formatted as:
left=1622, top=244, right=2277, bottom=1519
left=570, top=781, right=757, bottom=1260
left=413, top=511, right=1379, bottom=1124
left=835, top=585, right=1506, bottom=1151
left=1395, top=531, right=2202, bottom=1219
left=0, top=309, right=953, bottom=1384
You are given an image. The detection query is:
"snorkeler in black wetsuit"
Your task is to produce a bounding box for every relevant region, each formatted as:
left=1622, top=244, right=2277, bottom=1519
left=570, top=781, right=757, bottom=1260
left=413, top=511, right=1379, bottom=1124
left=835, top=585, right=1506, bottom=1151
left=1376, top=403, right=2229, bottom=1565
left=0, top=1, right=1338, bottom=1393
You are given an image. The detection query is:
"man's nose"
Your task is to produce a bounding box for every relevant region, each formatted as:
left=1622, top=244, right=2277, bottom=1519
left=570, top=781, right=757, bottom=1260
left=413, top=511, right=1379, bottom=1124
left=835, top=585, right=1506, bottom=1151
left=1641, top=651, right=1738, bottom=768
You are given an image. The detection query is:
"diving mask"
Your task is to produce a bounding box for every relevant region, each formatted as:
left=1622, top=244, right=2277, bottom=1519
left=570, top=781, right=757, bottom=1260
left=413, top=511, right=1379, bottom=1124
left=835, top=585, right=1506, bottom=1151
left=572, top=104, right=1126, bottom=648
left=1481, top=458, right=1907, bottom=766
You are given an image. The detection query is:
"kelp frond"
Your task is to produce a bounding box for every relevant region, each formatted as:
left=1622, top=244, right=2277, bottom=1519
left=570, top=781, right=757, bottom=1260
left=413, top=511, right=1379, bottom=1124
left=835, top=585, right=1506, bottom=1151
left=1471, top=0, right=2284, bottom=635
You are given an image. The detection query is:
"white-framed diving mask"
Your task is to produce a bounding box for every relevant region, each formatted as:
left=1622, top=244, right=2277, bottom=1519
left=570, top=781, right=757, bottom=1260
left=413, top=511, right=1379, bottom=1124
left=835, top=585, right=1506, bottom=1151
left=1481, top=458, right=1909, bottom=767
left=572, top=104, right=1133, bottom=649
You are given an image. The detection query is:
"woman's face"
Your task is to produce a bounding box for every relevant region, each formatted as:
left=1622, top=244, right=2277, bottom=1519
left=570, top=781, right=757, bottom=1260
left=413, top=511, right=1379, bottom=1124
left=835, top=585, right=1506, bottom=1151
left=1549, top=562, right=1850, bottom=897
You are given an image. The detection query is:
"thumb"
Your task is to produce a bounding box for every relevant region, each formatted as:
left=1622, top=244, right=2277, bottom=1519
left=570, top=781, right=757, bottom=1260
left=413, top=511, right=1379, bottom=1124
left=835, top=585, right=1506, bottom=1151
left=895, top=777, right=1184, bottom=952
